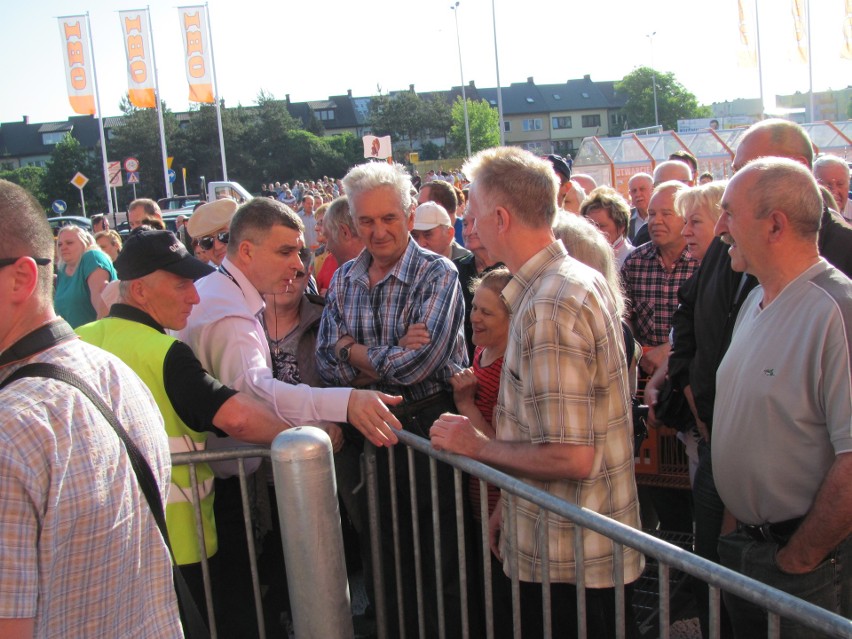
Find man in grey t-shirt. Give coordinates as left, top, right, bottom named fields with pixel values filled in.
left=713, top=157, right=852, bottom=637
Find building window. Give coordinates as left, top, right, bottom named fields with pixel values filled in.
left=522, top=118, right=542, bottom=132
left=552, top=116, right=573, bottom=129
left=316, top=109, right=335, bottom=121
left=41, top=131, right=68, bottom=145
left=521, top=141, right=544, bottom=154
left=581, top=114, right=601, bottom=128
left=504, top=121, right=511, bottom=132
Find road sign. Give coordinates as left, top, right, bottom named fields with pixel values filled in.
left=167, top=156, right=174, bottom=169
left=168, top=169, right=176, bottom=183
left=108, top=161, right=123, bottom=187
left=124, top=157, right=140, bottom=172
left=127, top=172, right=140, bottom=184
left=52, top=200, right=67, bottom=214
left=70, top=172, right=89, bottom=190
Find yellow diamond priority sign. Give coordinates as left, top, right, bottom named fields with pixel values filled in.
left=70, top=172, right=89, bottom=190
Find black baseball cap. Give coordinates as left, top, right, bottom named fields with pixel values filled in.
left=544, top=154, right=572, bottom=182
left=115, top=229, right=215, bottom=281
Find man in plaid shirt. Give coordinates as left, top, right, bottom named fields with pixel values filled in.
left=621, top=181, right=699, bottom=377
left=317, top=161, right=468, bottom=638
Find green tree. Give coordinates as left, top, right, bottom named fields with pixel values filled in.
left=241, top=91, right=301, bottom=187
left=368, top=90, right=425, bottom=148
left=616, top=67, right=710, bottom=131
left=170, top=101, right=252, bottom=194
left=0, top=166, right=47, bottom=207
left=423, top=94, right=453, bottom=146
left=108, top=96, right=180, bottom=204
left=42, top=134, right=103, bottom=216
left=449, top=97, right=500, bottom=158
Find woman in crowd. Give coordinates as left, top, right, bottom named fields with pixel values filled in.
left=677, top=181, right=726, bottom=263
left=580, top=186, right=635, bottom=267
left=448, top=267, right=513, bottom=639
left=94, top=229, right=123, bottom=262
left=54, top=225, right=116, bottom=328
left=312, top=203, right=338, bottom=296
left=455, top=205, right=503, bottom=361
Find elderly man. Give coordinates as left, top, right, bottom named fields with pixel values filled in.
left=128, top=198, right=164, bottom=230
left=622, top=181, right=698, bottom=375
left=76, top=228, right=298, bottom=618
left=322, top=196, right=364, bottom=266
left=298, top=193, right=318, bottom=250
left=411, top=201, right=471, bottom=260
left=187, top=198, right=237, bottom=267
left=430, top=147, right=643, bottom=639
left=627, top=172, right=653, bottom=243
left=814, top=153, right=852, bottom=223
left=317, top=162, right=467, bottom=638
left=633, top=162, right=695, bottom=246
left=0, top=181, right=182, bottom=638
left=713, top=157, right=852, bottom=637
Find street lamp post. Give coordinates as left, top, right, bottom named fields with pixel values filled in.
left=452, top=1, right=472, bottom=157
left=647, top=31, right=659, bottom=127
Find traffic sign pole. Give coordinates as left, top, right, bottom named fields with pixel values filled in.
left=80, top=188, right=86, bottom=217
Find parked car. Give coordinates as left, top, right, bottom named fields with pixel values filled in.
left=157, top=194, right=203, bottom=213
left=47, top=216, right=92, bottom=237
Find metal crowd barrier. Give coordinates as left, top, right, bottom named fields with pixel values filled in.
left=171, top=429, right=852, bottom=639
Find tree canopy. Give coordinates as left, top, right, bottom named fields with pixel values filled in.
left=449, top=98, right=500, bottom=158
left=616, top=67, right=710, bottom=131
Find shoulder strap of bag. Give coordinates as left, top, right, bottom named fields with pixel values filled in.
left=0, top=362, right=210, bottom=639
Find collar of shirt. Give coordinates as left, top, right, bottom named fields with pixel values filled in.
left=219, top=256, right=266, bottom=318
left=108, top=303, right=166, bottom=334
left=345, top=237, right=426, bottom=287
left=502, top=241, right=567, bottom=313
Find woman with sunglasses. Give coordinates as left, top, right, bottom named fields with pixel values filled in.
left=186, top=198, right=238, bottom=267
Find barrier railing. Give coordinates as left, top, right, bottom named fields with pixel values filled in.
left=171, top=430, right=852, bottom=639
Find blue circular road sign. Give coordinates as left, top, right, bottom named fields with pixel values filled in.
left=52, top=200, right=67, bottom=214
left=168, top=169, right=176, bottom=183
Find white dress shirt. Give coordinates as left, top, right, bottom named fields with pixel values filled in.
left=179, top=256, right=351, bottom=425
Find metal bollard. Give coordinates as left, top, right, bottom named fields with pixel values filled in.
left=271, top=426, right=354, bottom=639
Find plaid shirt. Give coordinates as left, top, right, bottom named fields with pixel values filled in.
left=0, top=331, right=182, bottom=637
left=621, top=242, right=698, bottom=346
left=317, top=238, right=467, bottom=401
left=496, top=242, right=644, bottom=587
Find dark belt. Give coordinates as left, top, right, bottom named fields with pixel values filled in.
left=737, top=517, right=804, bottom=546
left=390, top=390, right=454, bottom=419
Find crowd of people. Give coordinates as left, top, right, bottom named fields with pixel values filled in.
left=0, top=117, right=850, bottom=639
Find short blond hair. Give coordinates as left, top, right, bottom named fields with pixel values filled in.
left=674, top=182, right=726, bottom=223
left=463, top=146, right=558, bottom=229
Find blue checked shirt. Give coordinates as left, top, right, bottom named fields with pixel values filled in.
left=317, top=238, right=468, bottom=401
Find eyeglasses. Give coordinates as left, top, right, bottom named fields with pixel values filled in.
left=198, top=231, right=230, bottom=251
left=0, top=257, right=52, bottom=268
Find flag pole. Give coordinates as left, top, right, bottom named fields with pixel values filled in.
left=754, top=0, right=765, bottom=116
left=806, top=0, right=814, bottom=121
left=85, top=12, right=114, bottom=216
left=205, top=2, right=228, bottom=181
left=146, top=6, right=172, bottom=198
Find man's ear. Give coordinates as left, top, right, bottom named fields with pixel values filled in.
left=4, top=258, right=39, bottom=304
left=495, top=206, right=510, bottom=232
left=766, top=210, right=787, bottom=242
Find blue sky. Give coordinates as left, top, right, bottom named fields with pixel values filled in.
left=1, top=0, right=849, bottom=124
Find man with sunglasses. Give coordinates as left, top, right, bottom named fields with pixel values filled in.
left=187, top=198, right=238, bottom=267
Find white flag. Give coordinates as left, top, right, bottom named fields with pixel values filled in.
left=119, top=10, right=157, bottom=108
left=177, top=6, right=215, bottom=103
left=363, top=135, right=393, bottom=159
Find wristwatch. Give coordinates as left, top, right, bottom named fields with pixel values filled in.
left=338, top=342, right=353, bottom=363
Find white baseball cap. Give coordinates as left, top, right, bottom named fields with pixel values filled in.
left=413, top=202, right=452, bottom=231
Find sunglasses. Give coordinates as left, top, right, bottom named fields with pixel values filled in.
left=0, top=257, right=52, bottom=268
left=198, top=231, right=230, bottom=251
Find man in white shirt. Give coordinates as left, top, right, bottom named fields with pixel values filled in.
left=180, top=197, right=401, bottom=445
